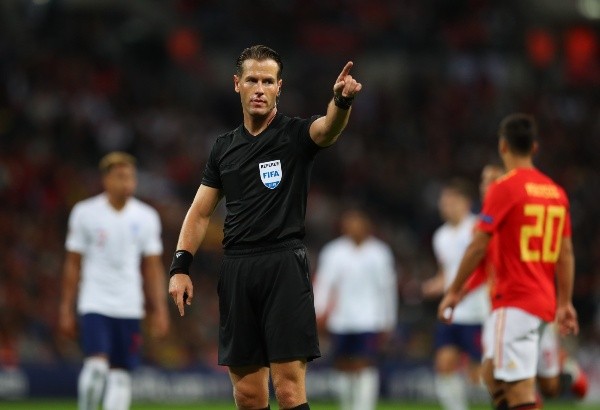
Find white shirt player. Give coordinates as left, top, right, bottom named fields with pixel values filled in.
left=432, top=213, right=489, bottom=324
left=314, top=236, right=397, bottom=334
left=65, top=193, right=163, bottom=319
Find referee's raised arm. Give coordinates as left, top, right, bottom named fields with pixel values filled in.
left=309, top=61, right=362, bottom=147
left=168, top=184, right=222, bottom=316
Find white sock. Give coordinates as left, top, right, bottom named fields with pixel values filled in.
left=78, top=357, right=109, bottom=410
left=336, top=371, right=354, bottom=410
left=103, top=369, right=132, bottom=410
left=353, top=367, right=379, bottom=410
left=435, top=373, right=468, bottom=410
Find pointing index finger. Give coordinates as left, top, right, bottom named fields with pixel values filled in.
left=176, top=292, right=185, bottom=316
left=337, top=61, right=353, bottom=80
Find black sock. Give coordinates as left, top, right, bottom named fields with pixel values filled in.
left=286, top=403, right=309, bottom=410
left=559, top=372, right=574, bottom=396
left=509, top=403, right=537, bottom=410
left=495, top=400, right=508, bottom=410
left=492, top=389, right=508, bottom=410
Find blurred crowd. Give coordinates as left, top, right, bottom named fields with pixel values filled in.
left=0, top=0, right=599, bottom=371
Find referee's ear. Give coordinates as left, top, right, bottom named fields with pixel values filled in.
left=234, top=75, right=241, bottom=93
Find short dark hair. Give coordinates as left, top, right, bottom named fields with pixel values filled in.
left=443, top=177, right=475, bottom=201
left=498, top=113, right=538, bottom=155
left=236, top=45, right=283, bottom=79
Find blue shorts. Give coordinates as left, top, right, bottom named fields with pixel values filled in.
left=330, top=332, right=380, bottom=360
left=434, top=322, right=482, bottom=362
left=79, top=313, right=142, bottom=370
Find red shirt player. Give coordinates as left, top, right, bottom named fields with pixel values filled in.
left=463, top=164, right=504, bottom=296
left=438, top=113, right=579, bottom=410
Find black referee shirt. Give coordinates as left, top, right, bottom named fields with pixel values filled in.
left=202, top=113, right=323, bottom=249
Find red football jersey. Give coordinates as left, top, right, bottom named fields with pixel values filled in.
left=476, top=168, right=571, bottom=321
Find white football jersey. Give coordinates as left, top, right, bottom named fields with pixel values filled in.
left=314, top=236, right=397, bottom=333
left=432, top=213, right=490, bottom=324
left=66, top=193, right=163, bottom=318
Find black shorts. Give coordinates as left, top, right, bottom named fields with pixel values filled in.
left=217, top=240, right=321, bottom=367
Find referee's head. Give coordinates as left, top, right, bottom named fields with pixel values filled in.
left=236, top=45, right=283, bottom=79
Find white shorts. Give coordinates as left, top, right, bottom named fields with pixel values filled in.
left=537, top=322, right=559, bottom=378
left=483, top=307, right=549, bottom=382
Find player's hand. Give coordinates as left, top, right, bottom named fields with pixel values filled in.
left=333, top=61, right=362, bottom=98
left=556, top=303, right=579, bottom=336
left=437, top=289, right=461, bottom=324
left=168, top=273, right=194, bottom=317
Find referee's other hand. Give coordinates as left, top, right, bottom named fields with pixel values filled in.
left=169, top=273, right=194, bottom=316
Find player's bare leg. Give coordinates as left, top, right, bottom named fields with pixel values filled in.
left=270, top=359, right=309, bottom=409
left=228, top=365, right=270, bottom=410
left=482, top=358, right=508, bottom=410
left=434, top=346, right=467, bottom=410
left=537, top=354, right=588, bottom=400
left=505, top=377, right=538, bottom=409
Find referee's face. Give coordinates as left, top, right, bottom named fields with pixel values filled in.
left=234, top=58, right=282, bottom=118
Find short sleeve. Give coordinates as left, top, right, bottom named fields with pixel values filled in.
left=562, top=211, right=572, bottom=238
left=142, top=210, right=163, bottom=256
left=65, top=204, right=87, bottom=253
left=295, top=115, right=323, bottom=158
left=560, top=189, right=572, bottom=238
left=477, top=182, right=513, bottom=234
left=201, top=140, right=223, bottom=189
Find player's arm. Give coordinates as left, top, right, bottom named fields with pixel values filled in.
left=309, top=61, right=362, bottom=147
left=313, top=249, right=340, bottom=332
left=168, top=184, right=222, bottom=316
left=142, top=254, right=169, bottom=338
left=438, top=230, right=491, bottom=322
left=382, top=255, right=398, bottom=333
left=313, top=273, right=333, bottom=331
left=59, top=251, right=82, bottom=338
left=421, top=269, right=445, bottom=299
left=555, top=236, right=578, bottom=335
left=463, top=261, right=488, bottom=294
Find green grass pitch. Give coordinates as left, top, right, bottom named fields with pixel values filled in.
left=0, top=400, right=596, bottom=409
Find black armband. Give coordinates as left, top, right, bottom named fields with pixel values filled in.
left=333, top=94, right=354, bottom=110
left=169, top=250, right=193, bottom=276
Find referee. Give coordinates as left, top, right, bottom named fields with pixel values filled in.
left=168, top=45, right=362, bottom=410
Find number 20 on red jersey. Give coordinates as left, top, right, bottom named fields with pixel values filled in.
left=520, top=204, right=566, bottom=263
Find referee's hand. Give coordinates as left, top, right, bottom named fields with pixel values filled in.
left=169, top=273, right=194, bottom=317
left=333, top=61, right=362, bottom=98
